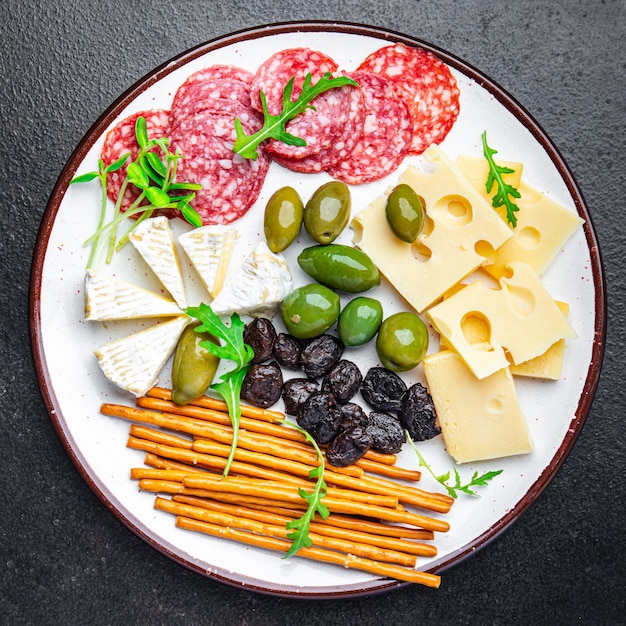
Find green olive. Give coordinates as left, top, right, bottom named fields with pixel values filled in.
left=376, top=312, right=429, bottom=372
left=297, top=244, right=380, bottom=293
left=338, top=297, right=383, bottom=347
left=171, top=322, right=220, bottom=405
left=280, top=283, right=341, bottom=339
left=303, top=181, right=351, bottom=244
left=385, top=183, right=424, bottom=243
left=263, top=186, right=304, bottom=253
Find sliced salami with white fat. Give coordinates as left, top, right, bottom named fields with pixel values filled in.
left=100, top=109, right=170, bottom=213
left=357, top=43, right=460, bottom=154
left=326, top=71, right=413, bottom=185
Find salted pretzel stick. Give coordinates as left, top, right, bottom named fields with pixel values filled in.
left=176, top=515, right=441, bottom=588
left=155, top=497, right=416, bottom=567
left=354, top=457, right=422, bottom=481
left=172, top=495, right=437, bottom=558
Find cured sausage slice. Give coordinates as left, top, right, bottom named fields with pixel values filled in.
left=250, top=48, right=343, bottom=159
left=357, top=43, right=460, bottom=154
left=100, top=109, right=170, bottom=213
left=169, top=110, right=269, bottom=225
left=326, top=71, right=412, bottom=185
left=271, top=84, right=366, bottom=174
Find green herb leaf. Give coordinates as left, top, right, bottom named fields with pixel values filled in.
left=105, top=153, right=131, bottom=173
left=281, top=422, right=329, bottom=558
left=482, top=130, right=521, bottom=227
left=233, top=72, right=359, bottom=160
left=406, top=432, right=503, bottom=499
left=135, top=115, right=149, bottom=149
left=70, top=171, right=101, bottom=184
left=144, top=185, right=172, bottom=208
left=186, top=304, right=255, bottom=477
left=126, top=161, right=150, bottom=189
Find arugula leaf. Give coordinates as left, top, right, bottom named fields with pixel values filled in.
left=233, top=72, right=359, bottom=160
left=482, top=130, right=521, bottom=228
left=186, top=303, right=254, bottom=477
left=72, top=115, right=202, bottom=269
left=281, top=422, right=329, bottom=558
left=406, top=432, right=503, bottom=499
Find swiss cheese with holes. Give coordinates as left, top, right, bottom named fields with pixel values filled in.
left=351, top=145, right=513, bottom=313
left=423, top=350, right=533, bottom=463
left=426, top=262, right=577, bottom=380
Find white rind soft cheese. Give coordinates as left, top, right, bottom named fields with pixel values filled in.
left=210, top=241, right=293, bottom=318
left=84, top=270, right=183, bottom=320
left=128, top=216, right=187, bottom=309
left=94, top=315, right=190, bottom=397
left=178, top=224, right=238, bottom=298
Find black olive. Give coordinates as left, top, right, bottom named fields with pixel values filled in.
left=272, top=332, right=303, bottom=369
left=321, top=359, right=362, bottom=404
left=282, top=378, right=319, bottom=416
left=299, top=334, right=344, bottom=378
left=399, top=382, right=441, bottom=441
left=361, top=367, right=407, bottom=412
left=296, top=391, right=342, bottom=444
left=337, top=402, right=370, bottom=432
left=367, top=411, right=406, bottom=454
left=240, top=361, right=283, bottom=408
left=244, top=318, right=277, bottom=363
left=326, top=426, right=373, bottom=467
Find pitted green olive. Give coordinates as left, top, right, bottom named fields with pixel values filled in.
left=264, top=186, right=304, bottom=253
left=171, top=322, right=220, bottom=405
left=280, top=283, right=341, bottom=339
left=385, top=183, right=424, bottom=243
left=303, top=181, right=351, bottom=244
left=338, top=297, right=383, bottom=346
left=376, top=312, right=429, bottom=372
left=297, top=244, right=380, bottom=293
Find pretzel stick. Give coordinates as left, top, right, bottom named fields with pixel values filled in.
left=143, top=453, right=208, bottom=474
left=155, top=497, right=416, bottom=567
left=176, top=515, right=441, bottom=588
left=354, top=457, right=422, bottom=481
left=171, top=495, right=437, bottom=558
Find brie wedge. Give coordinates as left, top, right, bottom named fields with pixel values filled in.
left=128, top=216, right=187, bottom=309
left=84, top=270, right=182, bottom=320
left=210, top=241, right=293, bottom=318
left=178, top=225, right=238, bottom=298
left=94, top=315, right=189, bottom=396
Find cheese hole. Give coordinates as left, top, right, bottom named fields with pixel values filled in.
left=460, top=312, right=491, bottom=346
left=517, top=226, right=541, bottom=249
left=474, top=240, right=497, bottom=264
left=432, top=195, right=473, bottom=227
left=411, top=240, right=432, bottom=261
left=485, top=397, right=504, bottom=415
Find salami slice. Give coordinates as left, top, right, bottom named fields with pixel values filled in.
left=357, top=43, right=460, bottom=154
left=169, top=110, right=269, bottom=225
left=271, top=84, right=366, bottom=174
left=250, top=48, right=339, bottom=113
left=326, top=71, right=412, bottom=185
left=100, top=109, right=170, bottom=213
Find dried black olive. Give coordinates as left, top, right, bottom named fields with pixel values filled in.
left=240, top=361, right=283, bottom=408
left=244, top=318, right=277, bottom=364
left=321, top=359, right=362, bottom=404
left=361, top=367, right=407, bottom=412
left=272, top=332, right=303, bottom=369
left=337, top=402, right=370, bottom=432
left=326, top=426, right=373, bottom=467
left=296, top=391, right=342, bottom=444
left=399, top=382, right=441, bottom=441
left=367, top=411, right=406, bottom=454
left=282, top=378, right=319, bottom=416
left=299, top=334, right=344, bottom=378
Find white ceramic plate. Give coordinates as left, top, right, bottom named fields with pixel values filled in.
left=30, top=22, right=605, bottom=598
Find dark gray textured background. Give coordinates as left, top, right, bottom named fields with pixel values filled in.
left=2, top=1, right=624, bottom=624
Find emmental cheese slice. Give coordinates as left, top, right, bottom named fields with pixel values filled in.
left=84, top=270, right=183, bottom=320
left=94, top=315, right=190, bottom=396
left=423, top=350, right=533, bottom=464
left=178, top=225, right=238, bottom=299
left=129, top=216, right=187, bottom=309
left=456, top=155, right=584, bottom=278
left=426, top=262, right=577, bottom=379
left=351, top=145, right=513, bottom=313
